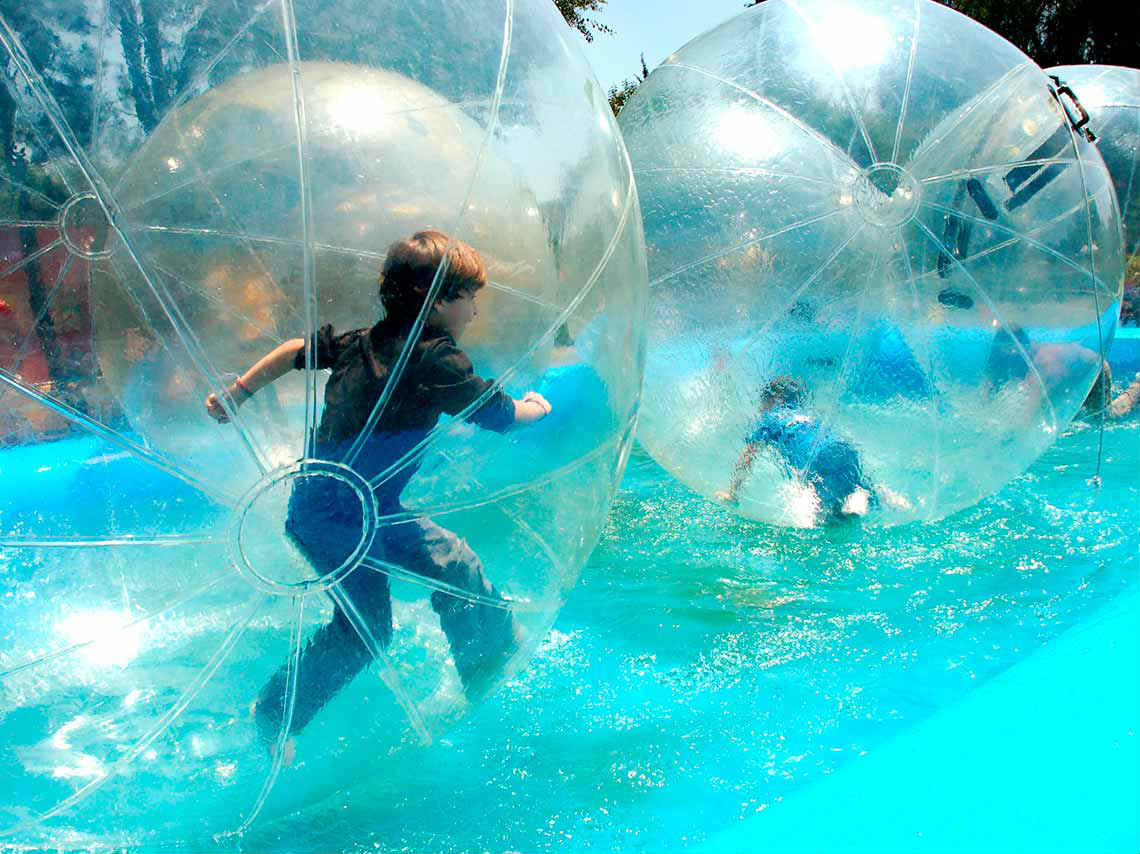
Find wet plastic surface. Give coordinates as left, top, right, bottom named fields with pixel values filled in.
left=698, top=588, right=1140, bottom=853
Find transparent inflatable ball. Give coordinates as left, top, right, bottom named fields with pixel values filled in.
left=0, top=0, right=645, bottom=845
left=621, top=0, right=1123, bottom=527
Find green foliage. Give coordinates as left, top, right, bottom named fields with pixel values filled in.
left=607, top=79, right=639, bottom=116
left=938, top=0, right=1140, bottom=68
left=553, top=0, right=612, bottom=42
left=1123, top=254, right=1139, bottom=326
left=607, top=54, right=649, bottom=116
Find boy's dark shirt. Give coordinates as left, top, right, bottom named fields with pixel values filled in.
left=294, top=318, right=514, bottom=508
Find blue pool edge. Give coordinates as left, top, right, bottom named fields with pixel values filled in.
left=696, top=585, right=1140, bottom=853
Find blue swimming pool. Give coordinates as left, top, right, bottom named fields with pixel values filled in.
left=229, top=377, right=1136, bottom=852
left=2, top=348, right=1136, bottom=853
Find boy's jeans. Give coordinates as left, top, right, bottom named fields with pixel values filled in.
left=255, top=506, right=517, bottom=741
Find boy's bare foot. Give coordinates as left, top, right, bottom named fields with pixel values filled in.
left=250, top=699, right=295, bottom=766
left=878, top=484, right=913, bottom=512
left=280, top=738, right=297, bottom=767
left=841, top=486, right=870, bottom=517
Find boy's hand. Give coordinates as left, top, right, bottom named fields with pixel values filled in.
left=522, top=391, right=552, bottom=417
left=1110, top=373, right=1140, bottom=418
left=713, top=489, right=737, bottom=505
left=205, top=383, right=247, bottom=423
left=512, top=391, right=552, bottom=426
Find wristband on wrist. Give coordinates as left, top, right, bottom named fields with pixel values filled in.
left=524, top=393, right=550, bottom=415
left=233, top=376, right=254, bottom=398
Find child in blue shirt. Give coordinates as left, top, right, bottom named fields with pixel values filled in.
left=717, top=377, right=884, bottom=521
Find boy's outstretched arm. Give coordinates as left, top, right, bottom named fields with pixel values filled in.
left=205, top=338, right=305, bottom=423
left=715, top=442, right=758, bottom=504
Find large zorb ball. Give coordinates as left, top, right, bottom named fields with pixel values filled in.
left=620, top=0, right=1124, bottom=527
left=0, top=0, right=645, bottom=846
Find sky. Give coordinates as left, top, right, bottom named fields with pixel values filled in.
left=578, top=0, right=752, bottom=91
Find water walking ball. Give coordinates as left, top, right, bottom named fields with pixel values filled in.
left=0, top=0, right=646, bottom=844
left=619, top=0, right=1124, bottom=528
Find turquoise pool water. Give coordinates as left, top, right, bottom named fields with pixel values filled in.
left=2, top=345, right=1136, bottom=851
left=233, top=402, right=1137, bottom=852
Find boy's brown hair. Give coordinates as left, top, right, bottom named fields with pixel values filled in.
left=378, top=229, right=486, bottom=324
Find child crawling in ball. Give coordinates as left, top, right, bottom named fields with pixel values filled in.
left=205, top=230, right=552, bottom=745
left=716, top=377, right=909, bottom=523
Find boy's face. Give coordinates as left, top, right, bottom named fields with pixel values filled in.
left=431, top=289, right=479, bottom=339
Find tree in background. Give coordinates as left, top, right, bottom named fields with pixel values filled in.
left=549, top=0, right=645, bottom=116
left=746, top=0, right=1139, bottom=67
left=0, top=0, right=96, bottom=405
left=939, top=0, right=1139, bottom=68
left=554, top=0, right=612, bottom=42
left=1122, top=253, right=1139, bottom=325
left=608, top=54, right=649, bottom=116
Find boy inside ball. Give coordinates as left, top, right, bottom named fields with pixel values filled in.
left=205, top=229, right=552, bottom=743
left=716, top=377, right=910, bottom=523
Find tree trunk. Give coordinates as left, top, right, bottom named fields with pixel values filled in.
left=139, top=0, right=169, bottom=115
left=113, top=0, right=159, bottom=132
